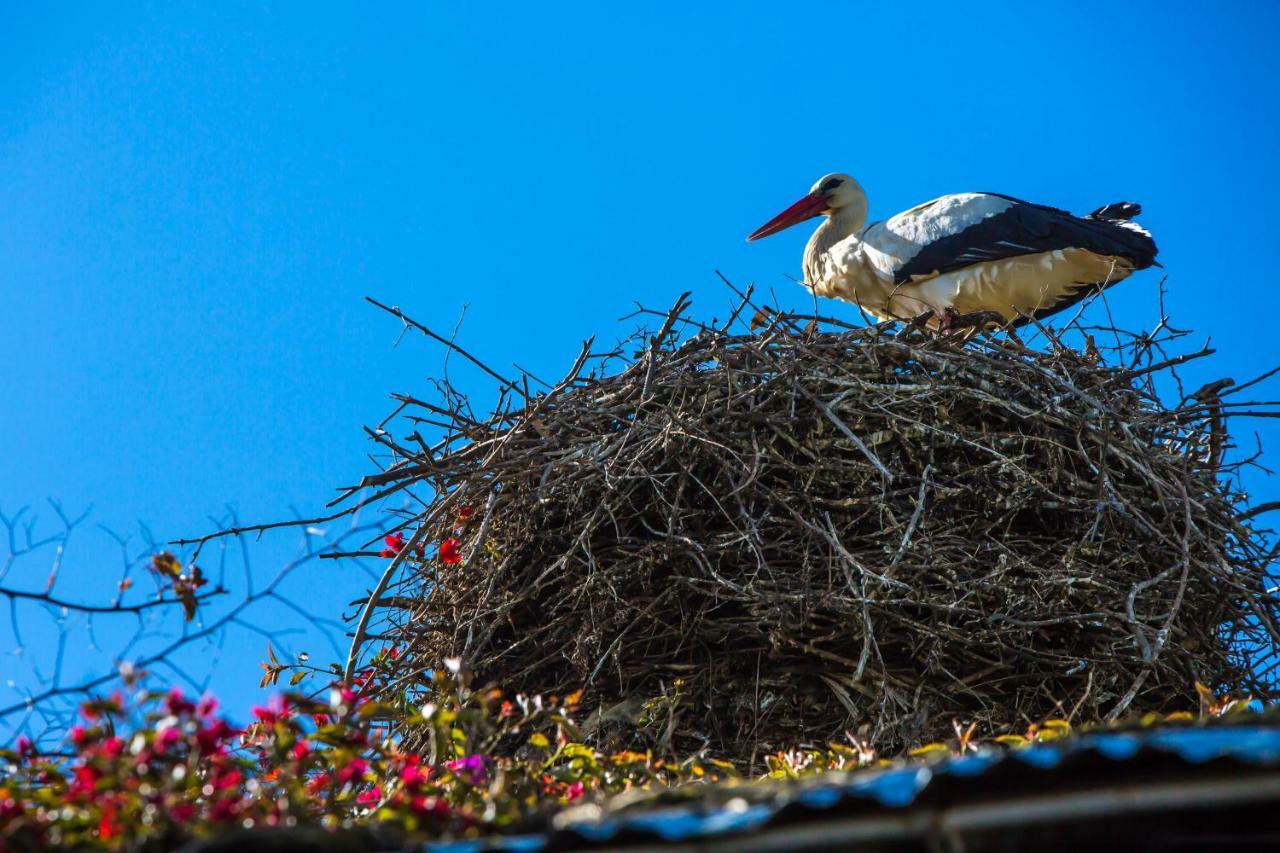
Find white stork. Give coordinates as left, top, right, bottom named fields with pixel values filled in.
left=747, top=173, right=1159, bottom=330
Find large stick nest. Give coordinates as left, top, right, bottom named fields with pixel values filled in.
left=356, top=293, right=1280, bottom=764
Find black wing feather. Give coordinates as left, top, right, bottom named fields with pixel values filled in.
left=892, top=195, right=1158, bottom=287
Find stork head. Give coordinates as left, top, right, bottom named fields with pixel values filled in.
left=746, top=173, right=866, bottom=242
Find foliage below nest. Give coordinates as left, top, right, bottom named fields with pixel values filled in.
left=350, top=292, right=1279, bottom=767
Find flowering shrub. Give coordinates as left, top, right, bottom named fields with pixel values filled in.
left=0, top=661, right=1260, bottom=850
left=0, top=659, right=733, bottom=850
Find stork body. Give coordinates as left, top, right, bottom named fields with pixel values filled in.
left=748, top=175, right=1158, bottom=329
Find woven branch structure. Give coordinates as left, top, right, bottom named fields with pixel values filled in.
left=354, top=295, right=1280, bottom=765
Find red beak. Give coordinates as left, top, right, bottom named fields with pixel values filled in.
left=746, top=193, right=829, bottom=242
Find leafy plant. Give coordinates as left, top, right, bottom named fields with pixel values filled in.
left=0, top=655, right=1262, bottom=850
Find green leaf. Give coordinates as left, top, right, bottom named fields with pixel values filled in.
left=561, top=743, right=595, bottom=759
left=358, top=701, right=391, bottom=719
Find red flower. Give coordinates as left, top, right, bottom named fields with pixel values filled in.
left=169, top=803, right=196, bottom=823
left=566, top=781, right=586, bottom=801
left=379, top=532, right=406, bottom=557
left=439, top=538, right=463, bottom=566
left=212, top=769, right=242, bottom=792
left=357, top=786, right=383, bottom=807
left=99, top=803, right=120, bottom=840
left=14, top=736, right=33, bottom=757
left=458, top=505, right=475, bottom=523
left=292, top=741, right=311, bottom=761
left=71, top=765, right=101, bottom=796
left=195, top=719, right=238, bottom=755
left=210, top=798, right=240, bottom=823
left=196, top=695, right=219, bottom=718
left=410, top=795, right=451, bottom=820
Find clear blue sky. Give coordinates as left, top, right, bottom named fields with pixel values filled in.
left=2, top=2, right=1278, bottom=728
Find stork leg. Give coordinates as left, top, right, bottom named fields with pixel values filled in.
left=895, top=309, right=937, bottom=338
left=940, top=308, right=1008, bottom=335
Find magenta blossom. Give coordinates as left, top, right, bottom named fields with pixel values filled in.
left=446, top=753, right=492, bottom=785
left=252, top=694, right=290, bottom=725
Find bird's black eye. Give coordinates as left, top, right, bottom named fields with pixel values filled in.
left=818, top=177, right=844, bottom=194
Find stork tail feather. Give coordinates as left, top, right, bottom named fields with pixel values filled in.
left=1088, top=201, right=1143, bottom=221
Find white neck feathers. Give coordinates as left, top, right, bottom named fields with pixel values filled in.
left=803, top=203, right=866, bottom=287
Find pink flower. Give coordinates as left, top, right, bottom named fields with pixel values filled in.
left=566, top=780, right=586, bottom=801
left=14, top=736, right=33, bottom=757
left=337, top=756, right=369, bottom=785
left=439, top=538, right=463, bottom=566
left=400, top=764, right=429, bottom=790
left=357, top=786, right=382, bottom=807
left=155, top=726, right=183, bottom=752
left=196, top=695, right=219, bottom=718
left=335, top=683, right=367, bottom=709
left=164, top=688, right=196, bottom=716
left=252, top=694, right=289, bottom=725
